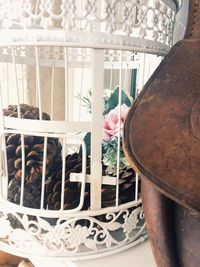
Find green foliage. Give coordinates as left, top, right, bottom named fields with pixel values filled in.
left=79, top=132, right=91, bottom=156
left=104, top=87, right=131, bottom=115
left=102, top=137, right=127, bottom=174
left=76, top=90, right=92, bottom=113
left=78, top=87, right=132, bottom=171
left=77, top=87, right=132, bottom=115
left=80, top=132, right=107, bottom=157
left=130, top=69, right=137, bottom=99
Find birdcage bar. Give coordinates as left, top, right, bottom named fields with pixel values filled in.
left=78, top=63, right=85, bottom=121
left=115, top=50, right=122, bottom=207
left=0, top=89, right=7, bottom=199
left=35, top=46, right=42, bottom=119
left=0, top=46, right=162, bottom=71
left=2, top=136, right=10, bottom=199
left=19, top=133, right=25, bottom=206
left=50, top=65, right=55, bottom=119
left=135, top=173, right=139, bottom=202
left=64, top=47, right=69, bottom=121
left=90, top=48, right=104, bottom=210
left=109, top=62, right=113, bottom=90
left=40, top=135, right=48, bottom=209
left=12, top=47, right=20, bottom=118
left=0, top=192, right=142, bottom=217
left=21, top=64, right=25, bottom=103
left=70, top=172, right=123, bottom=186
left=123, top=63, right=128, bottom=93
left=6, top=62, right=9, bottom=106
left=3, top=116, right=91, bottom=134
left=60, top=137, right=66, bottom=210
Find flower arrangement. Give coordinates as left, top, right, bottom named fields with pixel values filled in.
left=103, top=103, right=130, bottom=174
left=78, top=87, right=132, bottom=176
left=103, top=103, right=130, bottom=140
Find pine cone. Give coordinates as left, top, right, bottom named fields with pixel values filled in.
left=100, top=165, right=137, bottom=207
left=45, top=152, right=137, bottom=211
left=3, top=104, right=50, bottom=120
left=101, top=185, right=116, bottom=208
left=45, top=153, right=90, bottom=210
left=5, top=104, right=62, bottom=209
left=119, top=166, right=139, bottom=204
left=8, top=178, right=42, bottom=209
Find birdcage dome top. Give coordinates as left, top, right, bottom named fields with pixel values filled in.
left=0, top=0, right=181, bottom=55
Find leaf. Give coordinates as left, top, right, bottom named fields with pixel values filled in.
left=107, top=222, right=122, bottom=231
left=102, top=137, right=127, bottom=171
left=75, top=90, right=92, bottom=113
left=130, top=69, right=137, bottom=99
left=104, top=87, right=131, bottom=115
left=85, top=239, right=97, bottom=250
left=37, top=217, right=51, bottom=231
left=79, top=132, right=91, bottom=156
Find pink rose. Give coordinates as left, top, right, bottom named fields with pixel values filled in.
left=103, top=104, right=130, bottom=140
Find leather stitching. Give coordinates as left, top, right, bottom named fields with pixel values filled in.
left=190, top=0, right=199, bottom=38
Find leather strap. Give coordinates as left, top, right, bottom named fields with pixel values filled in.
left=185, top=0, right=200, bottom=39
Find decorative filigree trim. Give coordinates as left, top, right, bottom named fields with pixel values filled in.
left=0, top=0, right=178, bottom=51
left=0, top=206, right=147, bottom=258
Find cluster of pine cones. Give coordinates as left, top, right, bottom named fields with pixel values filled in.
left=45, top=153, right=137, bottom=210
left=45, top=152, right=91, bottom=210
left=4, top=104, right=138, bottom=211
left=5, top=104, right=61, bottom=209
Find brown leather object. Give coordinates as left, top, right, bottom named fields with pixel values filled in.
left=142, top=179, right=200, bottom=267
left=124, top=3, right=200, bottom=213
left=0, top=251, right=23, bottom=266
left=123, top=1, right=200, bottom=267
left=185, top=0, right=200, bottom=39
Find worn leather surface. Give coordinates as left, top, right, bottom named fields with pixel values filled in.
left=0, top=251, right=23, bottom=265
left=142, top=179, right=200, bottom=267
left=142, top=179, right=178, bottom=267
left=124, top=1, right=200, bottom=213
left=123, top=1, right=200, bottom=266
left=184, top=0, right=200, bottom=39
left=174, top=202, right=200, bottom=267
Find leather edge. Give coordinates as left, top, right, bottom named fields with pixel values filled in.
left=184, top=0, right=200, bottom=39
left=123, top=39, right=200, bottom=214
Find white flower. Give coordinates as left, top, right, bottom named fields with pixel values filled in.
left=46, top=226, right=66, bottom=246
left=44, top=224, right=91, bottom=250
left=123, top=211, right=138, bottom=234
left=67, top=225, right=90, bottom=248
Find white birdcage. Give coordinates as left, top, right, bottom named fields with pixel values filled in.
left=0, top=0, right=181, bottom=265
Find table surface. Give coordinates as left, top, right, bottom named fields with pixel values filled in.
left=75, top=241, right=156, bottom=267
left=31, top=241, right=157, bottom=267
